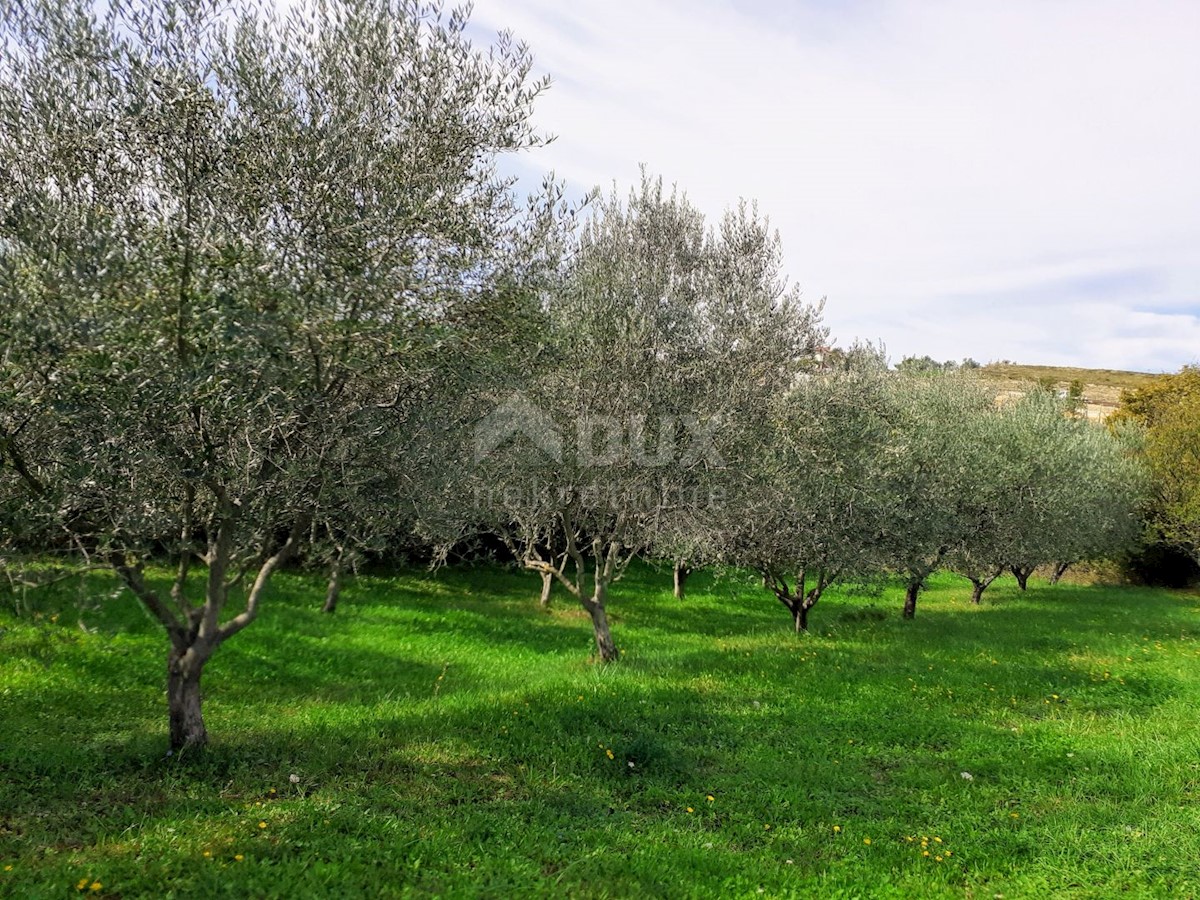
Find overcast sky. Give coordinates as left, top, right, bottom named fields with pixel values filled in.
left=470, top=0, right=1200, bottom=373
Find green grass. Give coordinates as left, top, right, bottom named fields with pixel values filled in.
left=2, top=563, right=1200, bottom=898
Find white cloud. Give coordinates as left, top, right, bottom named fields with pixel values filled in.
left=472, top=0, right=1200, bottom=372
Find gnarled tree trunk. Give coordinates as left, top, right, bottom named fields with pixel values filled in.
left=767, top=573, right=825, bottom=633
left=111, top=514, right=305, bottom=752
left=903, top=578, right=921, bottom=619
left=793, top=601, right=809, bottom=633
left=167, top=644, right=211, bottom=751
left=583, top=583, right=618, bottom=662
left=673, top=560, right=691, bottom=600
left=1048, top=561, right=1071, bottom=585
left=969, top=579, right=986, bottom=604
left=322, top=551, right=344, bottom=613
left=968, top=569, right=1001, bottom=604
left=539, top=570, right=553, bottom=607
left=1010, top=565, right=1034, bottom=591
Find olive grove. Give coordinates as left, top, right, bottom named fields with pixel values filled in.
left=0, top=0, right=1160, bottom=757
left=446, top=174, right=827, bottom=659
left=0, top=0, right=556, bottom=748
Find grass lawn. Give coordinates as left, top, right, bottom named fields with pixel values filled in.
left=2, top=562, right=1199, bottom=898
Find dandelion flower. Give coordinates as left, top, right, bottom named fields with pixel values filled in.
left=203, top=851, right=211, bottom=858
left=706, top=795, right=715, bottom=802
left=90, top=883, right=102, bottom=892
left=686, top=807, right=694, bottom=813
left=1010, top=812, right=1020, bottom=819
left=605, top=749, right=614, bottom=760
left=863, top=838, right=871, bottom=845
left=935, top=855, right=944, bottom=862
left=258, top=821, right=267, bottom=829
left=923, top=850, right=930, bottom=857
left=234, top=854, right=244, bottom=861
left=77, top=879, right=89, bottom=890
left=3, top=865, right=11, bottom=872
left=832, top=825, right=841, bottom=833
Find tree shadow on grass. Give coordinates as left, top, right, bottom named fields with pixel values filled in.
left=5, top=596, right=1199, bottom=898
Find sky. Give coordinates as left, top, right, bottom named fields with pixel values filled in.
left=469, top=0, right=1200, bottom=373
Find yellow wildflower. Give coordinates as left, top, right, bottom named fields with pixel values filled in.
left=832, top=825, right=841, bottom=833
left=90, top=883, right=102, bottom=892
left=706, top=795, right=715, bottom=802
left=605, top=749, right=614, bottom=759
left=686, top=807, right=694, bottom=813
left=258, top=821, right=267, bottom=829
left=77, top=879, right=89, bottom=890
left=234, top=854, right=244, bottom=862
left=863, top=838, right=871, bottom=845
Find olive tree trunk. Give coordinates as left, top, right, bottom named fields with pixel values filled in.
left=583, top=582, right=618, bottom=662
left=903, top=578, right=922, bottom=619
left=522, top=530, right=625, bottom=662
left=1010, top=565, right=1034, bottom=591
left=322, top=551, right=344, bottom=614
left=673, top=560, right=691, bottom=600
left=968, top=569, right=1001, bottom=604
left=167, top=644, right=210, bottom=750
left=111, top=515, right=304, bottom=751
left=766, top=572, right=829, bottom=633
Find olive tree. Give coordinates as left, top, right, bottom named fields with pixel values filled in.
left=711, top=352, right=894, bottom=631
left=457, top=175, right=825, bottom=659
left=876, top=371, right=997, bottom=618
left=946, top=389, right=1144, bottom=601
left=0, top=0, right=552, bottom=748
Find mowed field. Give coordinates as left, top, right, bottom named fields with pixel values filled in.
left=2, top=563, right=1200, bottom=899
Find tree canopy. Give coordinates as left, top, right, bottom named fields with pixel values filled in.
left=0, top=0, right=556, bottom=747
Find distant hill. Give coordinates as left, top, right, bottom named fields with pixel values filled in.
left=980, top=363, right=1159, bottom=421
